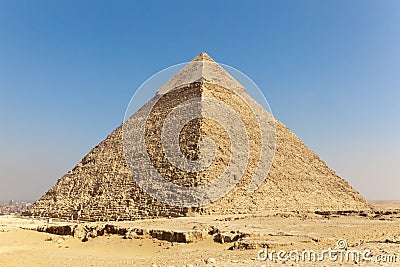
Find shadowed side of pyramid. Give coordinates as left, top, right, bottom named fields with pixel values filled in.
left=30, top=53, right=370, bottom=221
left=197, top=82, right=369, bottom=213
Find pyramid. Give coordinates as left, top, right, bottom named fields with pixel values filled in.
left=30, top=53, right=370, bottom=221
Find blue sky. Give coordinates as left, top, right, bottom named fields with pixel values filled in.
left=0, top=0, right=399, bottom=202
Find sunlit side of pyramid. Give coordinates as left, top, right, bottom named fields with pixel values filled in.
left=30, top=53, right=370, bottom=221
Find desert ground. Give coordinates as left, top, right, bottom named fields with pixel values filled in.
left=0, top=201, right=399, bottom=267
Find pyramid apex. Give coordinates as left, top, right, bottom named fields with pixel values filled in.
left=157, top=52, right=246, bottom=95
left=191, top=52, right=215, bottom=62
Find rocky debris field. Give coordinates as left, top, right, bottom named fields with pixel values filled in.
left=1, top=202, right=400, bottom=266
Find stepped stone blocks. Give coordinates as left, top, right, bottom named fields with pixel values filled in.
left=30, top=53, right=370, bottom=221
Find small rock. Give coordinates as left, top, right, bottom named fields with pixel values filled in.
left=206, top=257, right=216, bottom=264
left=124, top=230, right=137, bottom=239
left=73, top=224, right=87, bottom=240
left=214, top=232, right=241, bottom=243
left=86, top=228, right=98, bottom=239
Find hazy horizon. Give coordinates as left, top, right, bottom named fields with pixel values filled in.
left=1, top=1, right=399, bottom=202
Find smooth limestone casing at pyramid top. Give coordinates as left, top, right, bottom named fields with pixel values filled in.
left=30, top=53, right=370, bottom=221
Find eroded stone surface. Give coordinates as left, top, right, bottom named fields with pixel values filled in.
left=29, top=53, right=370, bottom=221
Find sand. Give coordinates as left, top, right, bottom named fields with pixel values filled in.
left=1, top=201, right=399, bottom=266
